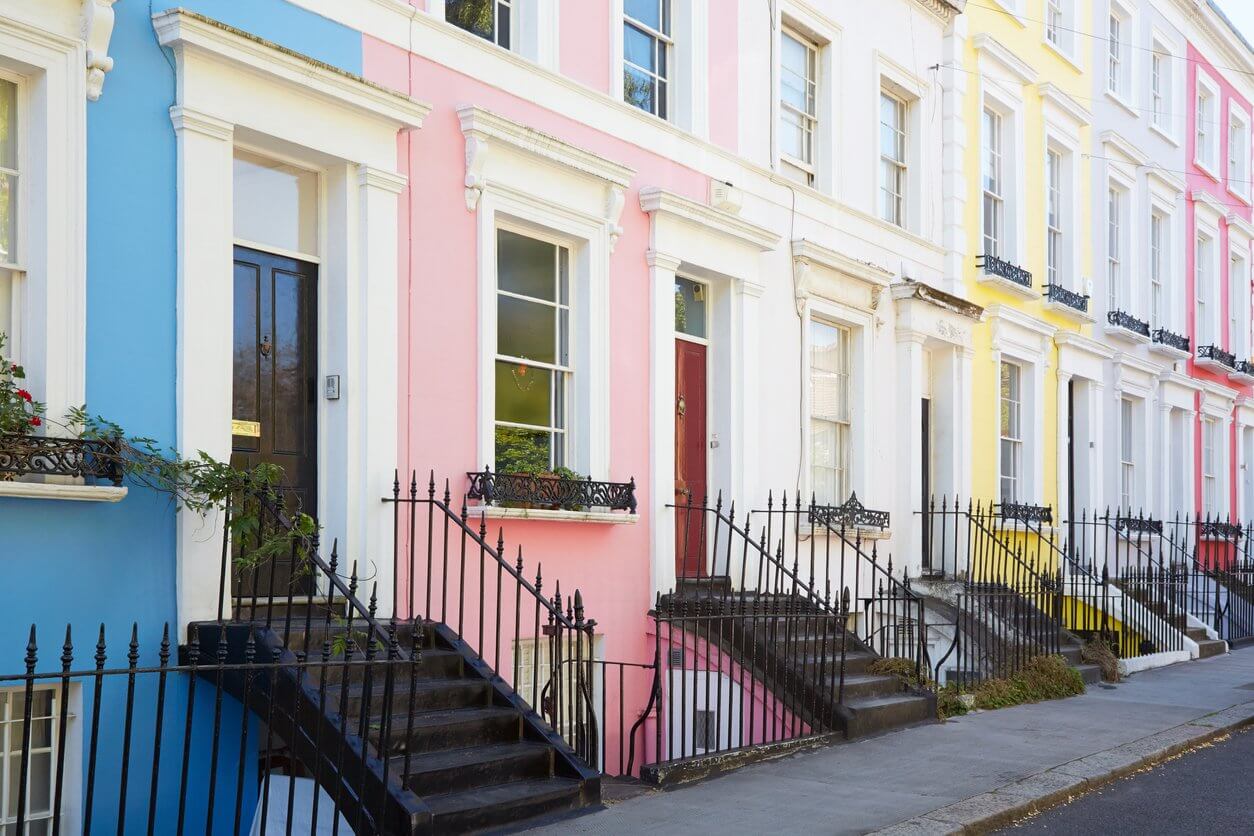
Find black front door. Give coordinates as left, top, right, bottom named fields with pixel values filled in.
left=1066, top=379, right=1076, bottom=558
left=921, top=397, right=932, bottom=571
left=232, top=246, right=319, bottom=596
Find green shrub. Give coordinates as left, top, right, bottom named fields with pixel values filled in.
left=936, top=684, right=968, bottom=720
left=1081, top=637, right=1121, bottom=683
left=971, top=655, right=1085, bottom=711
left=868, top=657, right=930, bottom=690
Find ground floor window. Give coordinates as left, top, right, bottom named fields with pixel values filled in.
left=1120, top=397, right=1135, bottom=512
left=0, top=686, right=61, bottom=834
left=810, top=319, right=851, bottom=505
left=999, top=361, right=1023, bottom=502
left=1202, top=417, right=1220, bottom=516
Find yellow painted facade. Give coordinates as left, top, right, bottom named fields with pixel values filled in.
left=961, top=2, right=1095, bottom=511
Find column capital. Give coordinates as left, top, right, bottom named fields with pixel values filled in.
left=169, top=106, right=233, bottom=141
left=358, top=165, right=408, bottom=195
left=646, top=249, right=683, bottom=272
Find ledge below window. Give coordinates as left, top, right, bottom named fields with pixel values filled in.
left=797, top=525, right=892, bottom=542
left=0, top=481, right=128, bottom=503
left=467, top=505, right=638, bottom=524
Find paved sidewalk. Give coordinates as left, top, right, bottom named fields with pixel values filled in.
left=525, top=647, right=1254, bottom=835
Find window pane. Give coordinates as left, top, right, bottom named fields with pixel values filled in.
left=0, top=80, right=14, bottom=171
left=624, top=67, right=656, bottom=114
left=781, top=35, right=810, bottom=112
left=779, top=109, right=804, bottom=160
left=497, top=296, right=555, bottom=363
left=625, top=0, right=662, bottom=31
left=624, top=24, right=657, bottom=72
left=674, top=278, right=707, bottom=338
left=495, top=361, right=551, bottom=426
left=494, top=425, right=551, bottom=474
left=0, top=173, right=14, bottom=266
left=497, top=230, right=556, bottom=301
left=446, top=0, right=495, bottom=40
left=232, top=151, right=318, bottom=256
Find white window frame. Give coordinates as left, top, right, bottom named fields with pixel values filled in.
left=1202, top=416, right=1220, bottom=516
left=622, top=0, right=672, bottom=121
left=1000, top=360, right=1023, bottom=503
left=1120, top=396, right=1136, bottom=511
left=1150, top=209, right=1166, bottom=329
left=1107, top=13, right=1124, bottom=98
left=879, top=89, right=907, bottom=228
left=1046, top=148, right=1063, bottom=287
left=1107, top=185, right=1122, bottom=311
left=0, top=21, right=85, bottom=435
left=493, top=225, right=574, bottom=473
left=1230, top=245, right=1249, bottom=359
left=1150, top=48, right=1166, bottom=130
left=1043, top=0, right=1075, bottom=58
left=772, top=7, right=837, bottom=195
left=779, top=26, right=819, bottom=186
left=1196, top=73, right=1221, bottom=177
left=1197, top=228, right=1218, bottom=347
left=0, top=684, right=78, bottom=833
left=444, top=0, right=516, bottom=50
left=809, top=315, right=853, bottom=506
left=982, top=107, right=1005, bottom=259
left=1227, top=105, right=1251, bottom=203
left=1148, top=34, right=1179, bottom=143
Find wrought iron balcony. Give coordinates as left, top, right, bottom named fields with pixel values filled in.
left=1151, top=328, right=1190, bottom=354
left=467, top=468, right=637, bottom=513
left=1199, top=520, right=1243, bottom=540
left=1233, top=359, right=1254, bottom=377
left=977, top=253, right=1033, bottom=289
left=0, top=434, right=124, bottom=485
left=1115, top=516, right=1164, bottom=535
left=1106, top=309, right=1150, bottom=338
left=997, top=502, right=1053, bottom=525
left=807, top=492, right=890, bottom=530
left=1042, top=283, right=1088, bottom=313
left=1197, top=344, right=1236, bottom=369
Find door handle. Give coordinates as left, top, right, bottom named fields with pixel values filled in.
left=676, top=394, right=686, bottom=417
left=260, top=335, right=272, bottom=358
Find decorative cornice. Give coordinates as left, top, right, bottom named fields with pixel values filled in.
left=1100, top=130, right=1149, bottom=167
left=82, top=0, right=117, bottom=101
left=606, top=186, right=626, bottom=252
left=153, top=9, right=431, bottom=129
left=890, top=279, right=984, bottom=321
left=1145, top=165, right=1187, bottom=196
left=1054, top=329, right=1117, bottom=360
left=1192, top=189, right=1228, bottom=221
left=358, top=165, right=408, bottom=194
left=638, top=187, right=779, bottom=252
left=645, top=249, right=683, bottom=272
left=972, top=33, right=1038, bottom=85
left=909, top=0, right=963, bottom=24
left=791, top=239, right=894, bottom=290
left=1037, top=82, right=1091, bottom=127
left=168, top=105, right=233, bottom=141
left=1226, top=212, right=1254, bottom=241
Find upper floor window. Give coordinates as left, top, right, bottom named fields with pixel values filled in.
left=1150, top=47, right=1169, bottom=131
left=1197, top=80, right=1218, bottom=172
left=494, top=228, right=571, bottom=474
left=1046, top=149, right=1063, bottom=286
left=810, top=318, right=851, bottom=506
left=1107, top=186, right=1124, bottom=311
left=780, top=28, right=818, bottom=186
left=1231, top=250, right=1248, bottom=358
left=1197, top=232, right=1215, bottom=345
left=879, top=92, right=907, bottom=226
left=446, top=0, right=512, bottom=49
left=1229, top=108, right=1250, bottom=199
left=1045, top=0, right=1073, bottom=54
left=623, top=0, right=672, bottom=120
left=1120, top=397, right=1135, bottom=511
left=0, top=77, right=17, bottom=345
left=982, top=108, right=1004, bottom=258
left=999, top=361, right=1022, bottom=503
left=1106, top=14, right=1127, bottom=99
left=1150, top=210, right=1166, bottom=328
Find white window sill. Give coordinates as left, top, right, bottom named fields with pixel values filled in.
left=1225, top=184, right=1252, bottom=207
left=468, top=505, right=638, bottom=524
left=992, top=519, right=1059, bottom=537
left=1041, top=38, right=1081, bottom=73
left=1148, top=122, right=1178, bottom=148
left=1104, top=89, right=1137, bottom=119
left=1195, top=352, right=1232, bottom=373
left=977, top=272, right=1037, bottom=300
left=797, top=525, right=892, bottom=542
left=0, top=481, right=128, bottom=503
left=1147, top=340, right=1191, bottom=361
left=1043, top=299, right=1094, bottom=324
left=1102, top=322, right=1152, bottom=344
left=1229, top=369, right=1254, bottom=385
left=1195, top=160, right=1220, bottom=183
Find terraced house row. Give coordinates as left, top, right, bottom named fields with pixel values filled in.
left=1, top=0, right=1253, bottom=832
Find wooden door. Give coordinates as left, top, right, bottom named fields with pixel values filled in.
left=232, top=246, right=319, bottom=596
left=675, top=339, right=708, bottom=577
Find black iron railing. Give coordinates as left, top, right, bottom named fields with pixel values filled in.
left=1043, top=283, right=1088, bottom=313
left=466, top=468, right=637, bottom=513
left=0, top=434, right=123, bottom=485
left=1233, top=360, right=1254, bottom=377
left=1106, top=309, right=1150, bottom=338
left=807, top=492, right=890, bottom=530
left=1197, top=344, right=1236, bottom=368
left=998, top=502, right=1053, bottom=525
left=977, top=253, right=1033, bottom=289
left=1152, top=328, right=1190, bottom=353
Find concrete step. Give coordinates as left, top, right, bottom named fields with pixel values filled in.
left=396, top=741, right=554, bottom=796
left=424, top=777, right=584, bottom=833
left=1195, top=638, right=1228, bottom=659
left=389, top=706, right=523, bottom=756
left=842, top=692, right=935, bottom=738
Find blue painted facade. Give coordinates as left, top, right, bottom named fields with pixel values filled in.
left=0, top=1, right=364, bottom=829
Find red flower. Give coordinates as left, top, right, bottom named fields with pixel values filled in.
left=9, top=364, right=15, bottom=372
left=16, top=389, right=31, bottom=402
left=29, top=416, right=41, bottom=427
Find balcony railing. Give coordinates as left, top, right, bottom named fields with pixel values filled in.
left=466, top=468, right=637, bottom=513
left=1106, top=309, right=1150, bottom=338
left=1233, top=359, right=1254, bottom=377
left=806, top=492, right=890, bottom=530
left=0, top=434, right=123, bottom=485
left=977, top=253, right=1033, bottom=289
left=1042, top=283, right=1088, bottom=313
left=1197, top=344, right=1236, bottom=369
left=996, top=501, right=1053, bottom=525
left=1151, top=328, right=1190, bottom=353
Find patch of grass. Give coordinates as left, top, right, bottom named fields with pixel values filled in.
left=1081, top=636, right=1121, bottom=683
left=972, top=655, right=1086, bottom=711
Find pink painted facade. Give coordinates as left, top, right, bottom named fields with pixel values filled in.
left=1185, top=41, right=1254, bottom=520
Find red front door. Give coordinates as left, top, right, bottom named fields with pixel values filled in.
left=675, top=339, right=708, bottom=577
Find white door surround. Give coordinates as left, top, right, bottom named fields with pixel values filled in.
left=154, top=9, right=430, bottom=629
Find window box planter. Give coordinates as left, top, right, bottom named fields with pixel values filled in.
left=466, top=468, right=637, bottom=514
left=0, top=434, right=123, bottom=486
left=976, top=254, right=1036, bottom=299
left=1149, top=328, right=1191, bottom=360
left=1103, top=310, right=1151, bottom=343
left=1196, top=344, right=1236, bottom=373
left=1042, top=283, right=1091, bottom=322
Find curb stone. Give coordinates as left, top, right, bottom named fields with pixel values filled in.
left=870, top=700, right=1254, bottom=835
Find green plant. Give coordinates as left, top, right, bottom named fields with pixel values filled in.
left=329, top=616, right=384, bottom=656
left=1081, top=636, right=1121, bottom=683
left=0, top=335, right=45, bottom=435
left=936, top=684, right=969, bottom=720
left=971, top=655, right=1085, bottom=711
left=62, top=406, right=317, bottom=572
left=868, top=657, right=931, bottom=691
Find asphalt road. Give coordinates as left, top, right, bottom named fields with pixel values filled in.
left=999, top=726, right=1254, bottom=834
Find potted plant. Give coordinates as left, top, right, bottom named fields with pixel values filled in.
left=0, top=335, right=47, bottom=481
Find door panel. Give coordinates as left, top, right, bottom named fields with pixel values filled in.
left=921, top=398, right=931, bottom=570
left=675, top=339, right=708, bottom=577
left=232, top=246, right=319, bottom=597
